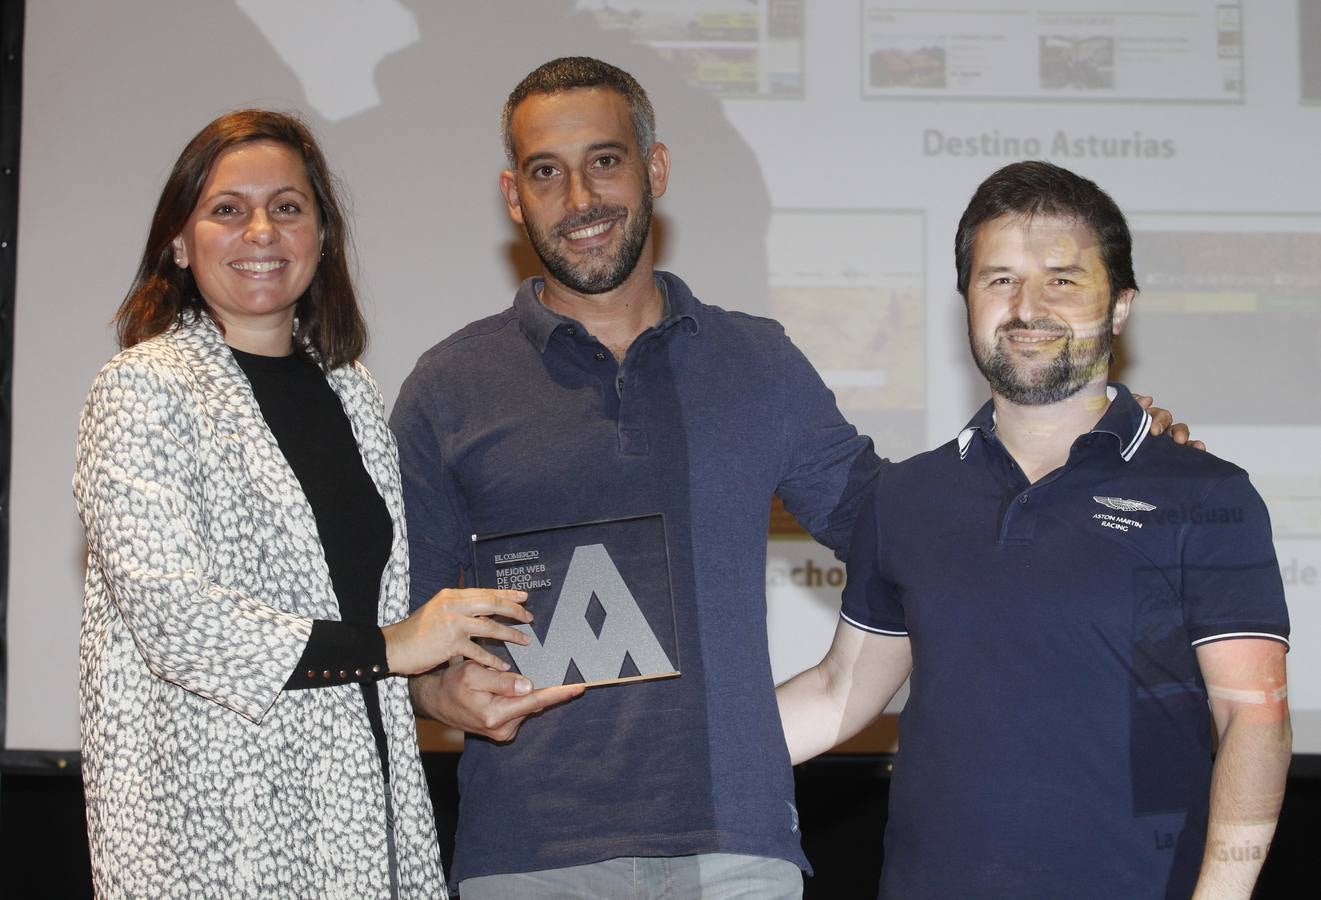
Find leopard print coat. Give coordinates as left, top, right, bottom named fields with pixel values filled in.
left=74, top=316, right=446, bottom=898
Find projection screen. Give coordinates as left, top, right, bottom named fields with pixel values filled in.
left=6, top=0, right=1319, bottom=758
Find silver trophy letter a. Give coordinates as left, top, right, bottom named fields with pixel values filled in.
left=506, top=543, right=675, bottom=686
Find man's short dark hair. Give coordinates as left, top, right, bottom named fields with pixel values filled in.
left=955, top=160, right=1138, bottom=305
left=501, top=56, right=655, bottom=167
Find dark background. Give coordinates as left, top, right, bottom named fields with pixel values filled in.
left=1, top=755, right=1318, bottom=897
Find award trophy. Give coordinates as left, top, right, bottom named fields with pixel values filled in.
left=470, top=514, right=681, bottom=689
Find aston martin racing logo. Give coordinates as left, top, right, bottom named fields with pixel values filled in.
left=1093, top=496, right=1157, bottom=512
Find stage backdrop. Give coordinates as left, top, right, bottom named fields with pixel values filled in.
left=8, top=0, right=1320, bottom=756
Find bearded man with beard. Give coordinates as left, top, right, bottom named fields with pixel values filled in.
left=388, top=56, right=884, bottom=898
left=776, top=161, right=1291, bottom=900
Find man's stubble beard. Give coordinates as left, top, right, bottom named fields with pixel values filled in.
left=971, top=313, right=1114, bottom=406
left=526, top=185, right=654, bottom=295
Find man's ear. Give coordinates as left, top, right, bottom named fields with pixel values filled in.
left=1111, top=288, right=1136, bottom=334
left=498, top=170, right=524, bottom=225
left=646, top=142, right=671, bottom=200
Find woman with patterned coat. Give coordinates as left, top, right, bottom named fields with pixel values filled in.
left=74, top=110, right=532, bottom=899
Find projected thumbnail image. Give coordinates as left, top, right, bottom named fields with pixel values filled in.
left=768, top=210, right=926, bottom=462
left=861, top=1, right=1243, bottom=102
left=1302, top=0, right=1321, bottom=103
left=1124, top=228, right=1321, bottom=426
left=1216, top=23, right=1242, bottom=58
left=771, top=286, right=925, bottom=414
left=576, top=0, right=805, bottom=97
left=868, top=41, right=947, bottom=89
left=653, top=46, right=762, bottom=96
left=579, top=0, right=757, bottom=40
left=1039, top=35, right=1115, bottom=90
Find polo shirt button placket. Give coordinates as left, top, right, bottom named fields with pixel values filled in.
left=999, top=489, right=1036, bottom=543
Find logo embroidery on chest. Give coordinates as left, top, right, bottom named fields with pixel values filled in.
left=1091, top=496, right=1156, bottom=532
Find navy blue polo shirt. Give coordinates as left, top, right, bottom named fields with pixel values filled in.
left=391, top=272, right=880, bottom=881
left=841, top=384, right=1289, bottom=900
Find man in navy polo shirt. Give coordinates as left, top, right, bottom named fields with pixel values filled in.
left=777, top=161, right=1291, bottom=899
left=390, top=57, right=883, bottom=897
